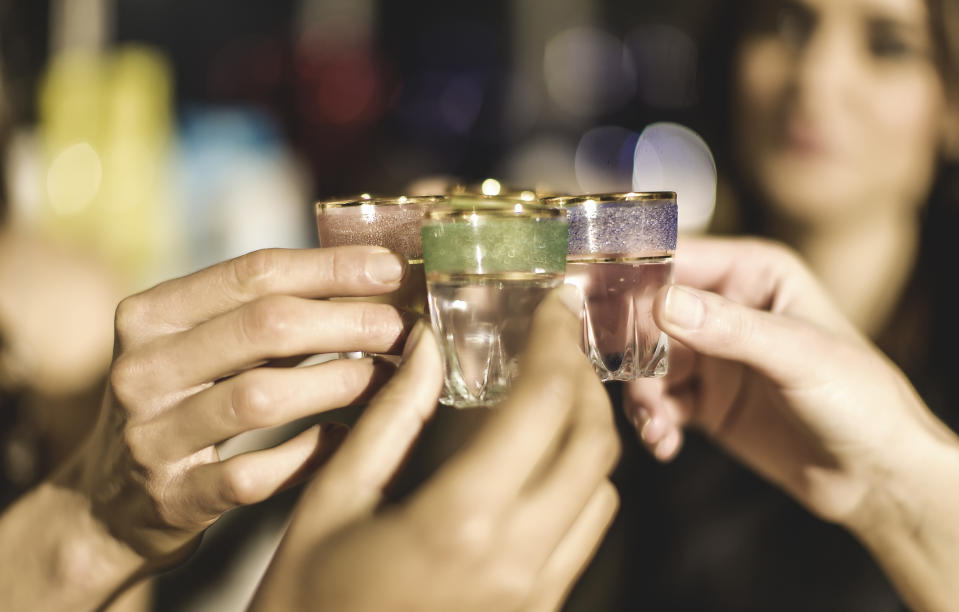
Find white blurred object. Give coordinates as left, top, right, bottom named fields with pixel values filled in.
left=508, top=0, right=595, bottom=132
left=176, top=109, right=313, bottom=273
left=544, top=27, right=636, bottom=119
left=499, top=135, right=580, bottom=195
left=46, top=142, right=102, bottom=216
left=5, top=129, right=44, bottom=226
left=574, top=125, right=639, bottom=193
left=633, top=122, right=716, bottom=233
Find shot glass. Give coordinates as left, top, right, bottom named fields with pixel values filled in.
left=421, top=196, right=568, bottom=408
left=544, top=192, right=677, bottom=381
left=316, top=194, right=444, bottom=358
left=315, top=194, right=446, bottom=313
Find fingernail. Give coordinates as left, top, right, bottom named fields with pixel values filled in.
left=558, top=283, right=584, bottom=317
left=664, top=286, right=705, bottom=330
left=654, top=430, right=681, bottom=462
left=640, top=415, right=666, bottom=444
left=402, top=321, right=427, bottom=362
left=365, top=252, right=406, bottom=284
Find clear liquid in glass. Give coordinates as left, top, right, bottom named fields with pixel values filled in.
left=427, top=271, right=562, bottom=408
left=565, top=256, right=672, bottom=381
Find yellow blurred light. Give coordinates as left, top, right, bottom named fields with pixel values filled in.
left=46, top=142, right=102, bottom=216
left=519, top=190, right=536, bottom=201
left=481, top=178, right=501, bottom=196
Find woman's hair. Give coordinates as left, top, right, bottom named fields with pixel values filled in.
left=930, top=0, right=959, bottom=102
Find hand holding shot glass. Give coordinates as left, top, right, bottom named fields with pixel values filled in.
left=421, top=196, right=568, bottom=408
left=545, top=192, right=677, bottom=381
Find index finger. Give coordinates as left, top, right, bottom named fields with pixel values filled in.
left=120, top=246, right=407, bottom=335
left=673, top=237, right=851, bottom=332
left=421, top=285, right=590, bottom=513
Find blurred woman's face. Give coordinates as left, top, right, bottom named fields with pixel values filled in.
left=733, top=0, right=948, bottom=225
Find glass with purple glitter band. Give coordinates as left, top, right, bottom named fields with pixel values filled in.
left=544, top=192, right=677, bottom=381
left=315, top=194, right=445, bottom=358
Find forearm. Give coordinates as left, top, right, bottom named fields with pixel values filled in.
left=849, top=419, right=959, bottom=612
left=0, top=476, right=147, bottom=611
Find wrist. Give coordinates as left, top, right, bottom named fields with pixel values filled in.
left=0, top=476, right=149, bottom=612
left=844, top=415, right=959, bottom=611
left=846, top=411, right=959, bottom=536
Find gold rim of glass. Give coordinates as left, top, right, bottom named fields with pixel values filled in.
left=315, top=194, right=447, bottom=213
left=447, top=186, right=541, bottom=201
left=542, top=191, right=676, bottom=208
left=425, top=200, right=567, bottom=222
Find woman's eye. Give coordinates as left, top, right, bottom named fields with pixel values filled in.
left=746, top=1, right=814, bottom=44
left=868, top=33, right=917, bottom=59
left=775, top=6, right=814, bottom=46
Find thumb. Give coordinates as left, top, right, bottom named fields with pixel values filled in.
left=653, top=285, right=831, bottom=388
left=292, top=320, right=443, bottom=537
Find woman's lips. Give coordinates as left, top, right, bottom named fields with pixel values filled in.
left=779, top=118, right=833, bottom=157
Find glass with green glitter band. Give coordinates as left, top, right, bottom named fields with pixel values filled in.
left=421, top=197, right=568, bottom=408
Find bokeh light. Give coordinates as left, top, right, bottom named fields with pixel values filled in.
left=632, top=122, right=716, bottom=233
left=574, top=126, right=639, bottom=194
left=543, top=27, right=636, bottom=118
left=46, top=142, right=102, bottom=216
left=481, top=178, right=502, bottom=196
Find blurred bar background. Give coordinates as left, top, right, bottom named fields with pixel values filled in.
left=1, top=0, right=715, bottom=291
left=0, top=2, right=717, bottom=610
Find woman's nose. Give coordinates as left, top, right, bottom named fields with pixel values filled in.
left=790, top=22, right=860, bottom=110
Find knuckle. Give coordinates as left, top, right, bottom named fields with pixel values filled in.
left=220, top=462, right=260, bottom=506
left=240, top=295, right=296, bottom=346
left=121, top=423, right=151, bottom=460
left=230, top=248, right=282, bottom=296
left=327, top=247, right=354, bottom=287
left=229, top=372, right=276, bottom=428
left=113, top=294, right=148, bottom=346
left=598, top=480, right=621, bottom=514
left=108, top=354, right=144, bottom=408
left=715, top=300, right=754, bottom=349
left=354, top=303, right=401, bottom=343
left=603, top=425, right=622, bottom=470
left=333, top=361, right=374, bottom=397
left=591, top=420, right=622, bottom=471
left=153, top=479, right=194, bottom=529
left=576, top=414, right=622, bottom=476
left=412, top=505, right=495, bottom=562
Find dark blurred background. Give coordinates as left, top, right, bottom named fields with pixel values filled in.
left=6, top=2, right=957, bottom=611
left=1, top=0, right=715, bottom=289
left=0, top=2, right=715, bottom=610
